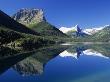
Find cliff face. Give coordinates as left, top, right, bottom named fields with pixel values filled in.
left=12, top=8, right=46, bottom=26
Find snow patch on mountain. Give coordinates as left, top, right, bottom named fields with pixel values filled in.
left=83, top=27, right=104, bottom=35
left=59, top=25, right=78, bottom=33
left=83, top=25, right=110, bottom=35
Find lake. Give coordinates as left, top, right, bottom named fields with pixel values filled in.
left=0, top=43, right=110, bottom=82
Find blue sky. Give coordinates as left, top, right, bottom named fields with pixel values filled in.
left=0, top=0, right=110, bottom=28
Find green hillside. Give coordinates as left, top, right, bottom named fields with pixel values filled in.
left=91, top=26, right=110, bottom=42
left=28, top=21, right=67, bottom=37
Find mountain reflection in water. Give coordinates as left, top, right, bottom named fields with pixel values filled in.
left=0, top=44, right=110, bottom=82
left=0, top=45, right=69, bottom=76
left=60, top=45, right=110, bottom=59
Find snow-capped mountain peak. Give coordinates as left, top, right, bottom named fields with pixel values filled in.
left=59, top=25, right=78, bottom=33
left=59, top=25, right=109, bottom=35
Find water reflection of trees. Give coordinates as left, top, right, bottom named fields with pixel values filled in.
left=0, top=45, right=69, bottom=76
left=89, top=44, right=110, bottom=57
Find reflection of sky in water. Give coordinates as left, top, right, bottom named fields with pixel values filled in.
left=44, top=54, right=110, bottom=82
left=0, top=46, right=110, bottom=82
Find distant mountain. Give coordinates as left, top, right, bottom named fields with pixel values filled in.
left=12, top=8, right=67, bottom=37
left=82, top=25, right=109, bottom=35
left=74, top=25, right=110, bottom=42
left=60, top=25, right=88, bottom=37
left=59, top=24, right=110, bottom=42
left=59, top=25, right=110, bottom=36
left=0, top=10, right=39, bottom=35
left=91, top=25, right=110, bottom=42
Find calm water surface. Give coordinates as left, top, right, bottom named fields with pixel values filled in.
left=0, top=44, right=110, bottom=82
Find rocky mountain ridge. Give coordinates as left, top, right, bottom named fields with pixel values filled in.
left=12, top=8, right=46, bottom=26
